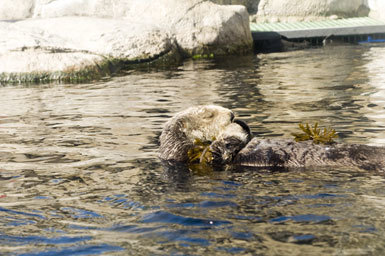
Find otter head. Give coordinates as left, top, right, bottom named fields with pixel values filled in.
left=159, top=105, right=235, bottom=162
left=210, top=119, right=252, bottom=165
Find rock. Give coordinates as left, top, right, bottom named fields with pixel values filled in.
left=0, top=0, right=252, bottom=83
left=0, top=17, right=179, bottom=83
left=210, top=0, right=260, bottom=16
left=171, top=2, right=252, bottom=56
left=33, top=0, right=253, bottom=56
left=0, top=0, right=34, bottom=20
left=254, top=0, right=368, bottom=23
left=14, top=17, right=176, bottom=60
left=367, top=0, right=385, bottom=22
left=33, top=0, right=116, bottom=18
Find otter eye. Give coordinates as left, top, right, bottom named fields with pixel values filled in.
left=225, top=143, right=232, bottom=149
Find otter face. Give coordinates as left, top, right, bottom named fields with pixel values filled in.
left=159, top=105, right=235, bottom=162
left=181, top=105, right=235, bottom=142
left=210, top=120, right=252, bottom=165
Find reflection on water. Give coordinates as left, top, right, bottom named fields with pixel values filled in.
left=1, top=45, right=385, bottom=255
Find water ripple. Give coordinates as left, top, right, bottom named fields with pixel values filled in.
left=0, top=234, right=92, bottom=245
left=16, top=243, right=124, bottom=256
left=270, top=214, right=332, bottom=224
left=1, top=46, right=385, bottom=255
left=0, top=207, right=46, bottom=220
left=140, top=210, right=232, bottom=227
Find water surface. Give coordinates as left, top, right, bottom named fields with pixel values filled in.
left=1, top=45, right=385, bottom=255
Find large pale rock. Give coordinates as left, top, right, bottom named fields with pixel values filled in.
left=33, top=0, right=115, bottom=18
left=0, top=0, right=252, bottom=83
left=32, top=0, right=253, bottom=55
left=367, top=0, right=385, bottom=22
left=211, top=0, right=260, bottom=15
left=171, top=2, right=252, bottom=55
left=0, top=0, right=34, bottom=20
left=0, top=17, right=179, bottom=83
left=14, top=17, right=175, bottom=59
left=255, top=0, right=368, bottom=22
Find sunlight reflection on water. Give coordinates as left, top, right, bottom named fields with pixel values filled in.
left=1, top=45, right=385, bottom=255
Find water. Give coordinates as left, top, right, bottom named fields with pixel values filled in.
left=1, top=45, right=385, bottom=255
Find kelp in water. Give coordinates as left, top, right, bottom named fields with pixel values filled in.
left=292, top=122, right=338, bottom=144
left=187, top=138, right=214, bottom=164
left=187, top=138, right=216, bottom=175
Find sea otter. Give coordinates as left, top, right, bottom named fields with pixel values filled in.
left=159, top=105, right=385, bottom=172
left=159, top=105, right=236, bottom=162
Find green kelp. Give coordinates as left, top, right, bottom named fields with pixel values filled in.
left=187, top=138, right=215, bottom=164
left=292, top=122, right=338, bottom=144
left=187, top=138, right=215, bottom=175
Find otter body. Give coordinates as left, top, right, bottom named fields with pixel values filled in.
left=159, top=105, right=385, bottom=172
left=234, top=138, right=385, bottom=171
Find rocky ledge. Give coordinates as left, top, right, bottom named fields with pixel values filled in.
left=0, top=0, right=253, bottom=84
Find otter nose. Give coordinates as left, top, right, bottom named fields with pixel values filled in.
left=230, top=112, right=235, bottom=122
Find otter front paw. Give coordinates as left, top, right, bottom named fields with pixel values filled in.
left=210, top=137, right=248, bottom=166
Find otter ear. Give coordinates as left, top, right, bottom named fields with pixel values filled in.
left=199, top=109, right=215, bottom=120
left=175, top=118, right=187, bottom=131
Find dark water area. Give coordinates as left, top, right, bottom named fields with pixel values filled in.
left=1, top=45, right=385, bottom=255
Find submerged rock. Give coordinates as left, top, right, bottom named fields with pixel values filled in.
left=0, top=0, right=252, bottom=83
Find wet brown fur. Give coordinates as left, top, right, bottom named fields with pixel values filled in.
left=160, top=105, right=385, bottom=172
left=234, top=138, right=385, bottom=171
left=159, top=105, right=234, bottom=162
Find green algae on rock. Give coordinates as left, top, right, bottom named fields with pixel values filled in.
left=192, top=53, right=215, bottom=60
